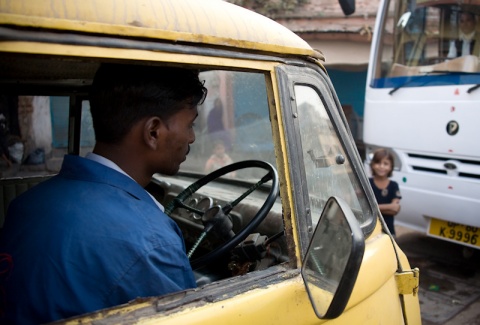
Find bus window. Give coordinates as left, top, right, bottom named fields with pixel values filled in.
left=372, top=0, right=480, bottom=85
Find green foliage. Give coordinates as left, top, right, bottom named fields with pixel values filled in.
left=227, top=0, right=310, bottom=17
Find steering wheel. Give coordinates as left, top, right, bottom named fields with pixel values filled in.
left=164, top=160, right=279, bottom=270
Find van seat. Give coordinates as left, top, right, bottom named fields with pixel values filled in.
left=0, top=175, right=53, bottom=227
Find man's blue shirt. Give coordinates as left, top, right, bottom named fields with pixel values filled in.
left=0, top=155, right=196, bottom=324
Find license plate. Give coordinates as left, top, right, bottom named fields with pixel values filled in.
left=428, top=218, right=480, bottom=248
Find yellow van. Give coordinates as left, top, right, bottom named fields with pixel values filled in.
left=0, top=0, right=420, bottom=323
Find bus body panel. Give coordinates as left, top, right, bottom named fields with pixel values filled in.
left=365, top=86, right=480, bottom=158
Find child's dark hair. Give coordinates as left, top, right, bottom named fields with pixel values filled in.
left=370, top=148, right=395, bottom=177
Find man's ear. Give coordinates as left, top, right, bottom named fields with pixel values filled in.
left=143, top=116, right=165, bottom=150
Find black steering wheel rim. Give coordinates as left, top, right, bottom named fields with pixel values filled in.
left=165, top=160, right=279, bottom=270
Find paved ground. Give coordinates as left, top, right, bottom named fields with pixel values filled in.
left=395, top=226, right=480, bottom=325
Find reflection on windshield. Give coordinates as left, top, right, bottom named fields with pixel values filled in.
left=374, top=0, right=480, bottom=86
left=294, top=85, right=371, bottom=227
left=181, top=70, right=275, bottom=181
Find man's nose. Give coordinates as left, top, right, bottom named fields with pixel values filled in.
left=190, top=131, right=196, bottom=144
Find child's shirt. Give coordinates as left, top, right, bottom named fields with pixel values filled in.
left=369, top=177, right=402, bottom=218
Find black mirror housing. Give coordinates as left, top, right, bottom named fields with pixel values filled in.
left=301, top=196, right=365, bottom=319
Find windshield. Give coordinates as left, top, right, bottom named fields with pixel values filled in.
left=180, top=70, right=275, bottom=180
left=372, top=0, right=480, bottom=88
left=0, top=70, right=273, bottom=183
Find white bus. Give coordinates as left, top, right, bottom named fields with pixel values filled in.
left=364, top=0, right=480, bottom=253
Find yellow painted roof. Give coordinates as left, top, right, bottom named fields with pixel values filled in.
left=0, top=0, right=321, bottom=58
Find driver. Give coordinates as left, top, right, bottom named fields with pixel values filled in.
left=447, top=11, right=480, bottom=58
left=0, top=63, right=207, bottom=324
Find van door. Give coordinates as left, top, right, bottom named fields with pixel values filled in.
left=277, top=64, right=420, bottom=323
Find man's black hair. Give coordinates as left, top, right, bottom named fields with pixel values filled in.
left=89, top=63, right=207, bottom=143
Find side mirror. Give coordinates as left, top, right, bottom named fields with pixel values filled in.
left=301, top=196, right=365, bottom=319
left=338, top=0, right=355, bottom=16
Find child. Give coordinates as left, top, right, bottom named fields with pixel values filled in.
left=369, top=148, right=402, bottom=236
left=204, top=141, right=235, bottom=178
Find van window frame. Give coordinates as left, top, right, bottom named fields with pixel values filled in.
left=276, top=64, right=377, bottom=256
left=0, top=53, right=305, bottom=315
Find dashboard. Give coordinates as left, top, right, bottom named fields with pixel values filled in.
left=146, top=173, right=288, bottom=281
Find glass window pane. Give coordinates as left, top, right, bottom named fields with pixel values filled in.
left=181, top=70, right=275, bottom=180
left=294, top=85, right=372, bottom=226
left=373, top=0, right=480, bottom=87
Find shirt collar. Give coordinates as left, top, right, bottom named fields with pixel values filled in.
left=460, top=31, right=475, bottom=41
left=85, top=152, right=165, bottom=212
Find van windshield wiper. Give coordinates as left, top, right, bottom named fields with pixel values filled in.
left=389, top=70, right=475, bottom=95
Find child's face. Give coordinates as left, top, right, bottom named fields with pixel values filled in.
left=372, top=157, right=392, bottom=177
left=214, top=144, right=225, bottom=157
